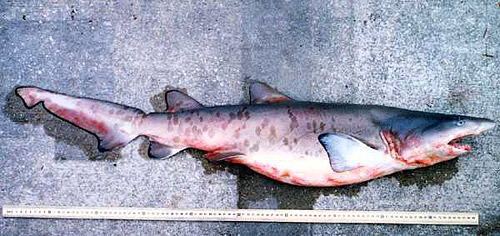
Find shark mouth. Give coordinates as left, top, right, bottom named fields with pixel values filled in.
left=448, top=135, right=474, bottom=151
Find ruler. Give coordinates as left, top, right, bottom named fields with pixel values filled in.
left=2, top=205, right=479, bottom=225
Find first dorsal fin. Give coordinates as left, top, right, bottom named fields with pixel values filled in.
left=318, top=133, right=384, bottom=173
left=249, top=81, right=291, bottom=104
left=165, top=90, right=203, bottom=113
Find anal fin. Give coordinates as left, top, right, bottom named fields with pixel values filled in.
left=148, top=141, right=184, bottom=159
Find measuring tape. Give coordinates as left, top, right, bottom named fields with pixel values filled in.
left=2, top=205, right=478, bottom=225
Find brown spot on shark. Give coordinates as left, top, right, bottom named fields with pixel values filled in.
left=192, top=126, right=201, bottom=136
left=287, top=109, right=299, bottom=131
left=255, top=126, right=261, bottom=136
left=261, top=118, right=269, bottom=129
left=319, top=122, right=326, bottom=132
left=250, top=143, right=260, bottom=152
left=269, top=126, right=277, bottom=140
left=229, top=112, right=236, bottom=122
left=233, top=128, right=241, bottom=139
left=173, top=115, right=179, bottom=125
left=222, top=122, right=229, bottom=130
left=283, top=137, right=289, bottom=146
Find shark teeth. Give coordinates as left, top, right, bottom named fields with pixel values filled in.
left=448, top=135, right=473, bottom=151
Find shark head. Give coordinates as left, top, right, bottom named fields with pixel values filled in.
left=381, top=112, right=495, bottom=166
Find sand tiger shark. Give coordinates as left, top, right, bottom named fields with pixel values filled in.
left=15, top=82, right=495, bottom=187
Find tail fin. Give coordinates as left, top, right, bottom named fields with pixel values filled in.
left=16, top=86, right=145, bottom=151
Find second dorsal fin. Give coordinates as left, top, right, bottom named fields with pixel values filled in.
left=165, top=90, right=203, bottom=113
left=249, top=81, right=291, bottom=104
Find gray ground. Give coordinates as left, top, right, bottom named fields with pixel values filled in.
left=1, top=0, right=499, bottom=235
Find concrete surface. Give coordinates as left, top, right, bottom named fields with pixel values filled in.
left=1, top=0, right=499, bottom=235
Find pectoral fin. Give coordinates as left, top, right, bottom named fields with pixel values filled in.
left=318, top=133, right=381, bottom=172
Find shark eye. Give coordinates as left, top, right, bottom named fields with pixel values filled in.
left=456, top=120, right=466, bottom=126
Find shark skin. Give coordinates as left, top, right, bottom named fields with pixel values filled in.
left=15, top=82, right=496, bottom=187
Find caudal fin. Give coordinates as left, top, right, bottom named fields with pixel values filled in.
left=16, top=86, right=145, bottom=151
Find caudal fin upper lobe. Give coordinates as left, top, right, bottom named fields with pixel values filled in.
left=16, top=86, right=145, bottom=151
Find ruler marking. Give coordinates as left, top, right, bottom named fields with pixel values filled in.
left=1, top=206, right=479, bottom=225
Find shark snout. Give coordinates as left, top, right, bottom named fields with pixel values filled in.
left=477, top=119, right=496, bottom=133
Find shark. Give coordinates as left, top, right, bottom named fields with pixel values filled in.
left=15, top=82, right=495, bottom=187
